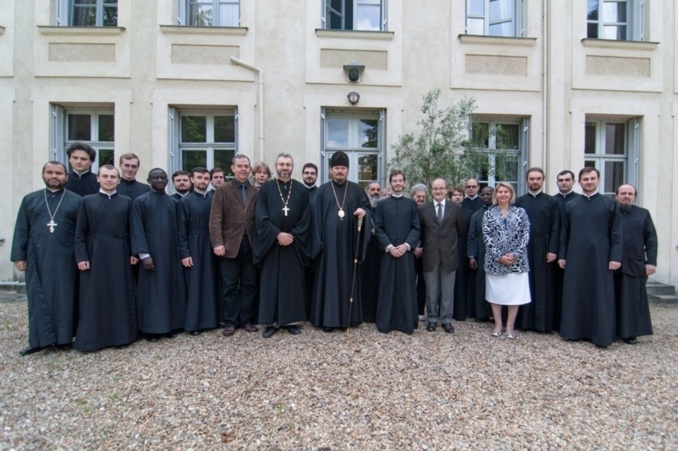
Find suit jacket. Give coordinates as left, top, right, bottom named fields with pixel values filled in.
left=419, top=200, right=466, bottom=273
left=209, top=179, right=259, bottom=258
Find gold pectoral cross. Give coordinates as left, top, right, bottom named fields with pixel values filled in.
left=47, top=220, right=57, bottom=233
left=282, top=205, right=290, bottom=216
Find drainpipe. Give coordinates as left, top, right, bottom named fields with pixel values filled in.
left=230, top=57, right=265, bottom=163
left=542, top=0, right=548, bottom=172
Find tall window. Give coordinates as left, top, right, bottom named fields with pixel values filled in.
left=56, top=0, right=118, bottom=26
left=323, top=0, right=387, bottom=31
left=169, top=108, right=237, bottom=177
left=51, top=106, right=115, bottom=171
left=466, top=0, right=525, bottom=37
left=587, top=0, right=644, bottom=41
left=470, top=118, right=529, bottom=194
left=179, top=0, right=240, bottom=26
left=584, top=119, right=639, bottom=196
left=322, top=110, right=384, bottom=187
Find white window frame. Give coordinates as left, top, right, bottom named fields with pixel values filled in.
left=465, top=0, right=525, bottom=37
left=177, top=0, right=240, bottom=27
left=322, top=0, right=388, bottom=31
left=321, top=109, right=385, bottom=187
left=56, top=0, right=118, bottom=27
left=586, top=0, right=644, bottom=41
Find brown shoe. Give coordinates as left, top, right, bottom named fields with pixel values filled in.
left=243, top=324, right=258, bottom=333
left=222, top=326, right=236, bottom=337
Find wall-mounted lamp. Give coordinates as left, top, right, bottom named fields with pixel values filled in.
left=343, top=62, right=365, bottom=83
left=347, top=91, right=360, bottom=105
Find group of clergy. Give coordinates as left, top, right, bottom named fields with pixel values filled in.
left=11, top=142, right=657, bottom=356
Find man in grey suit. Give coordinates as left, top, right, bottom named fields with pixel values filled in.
left=419, top=178, right=466, bottom=333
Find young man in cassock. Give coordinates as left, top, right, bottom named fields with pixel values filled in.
left=514, top=168, right=560, bottom=332
left=171, top=170, right=192, bottom=199
left=361, top=182, right=382, bottom=323
left=374, top=170, right=420, bottom=334
left=117, top=153, right=150, bottom=200
left=558, top=167, right=622, bottom=348
left=253, top=153, right=311, bottom=338
left=11, top=162, right=82, bottom=356
left=614, top=184, right=658, bottom=344
left=461, top=178, right=483, bottom=213
left=209, top=154, right=259, bottom=337
left=310, top=151, right=370, bottom=332
left=131, top=168, right=187, bottom=341
left=178, top=167, right=220, bottom=335
left=302, top=162, right=319, bottom=203
left=64, top=142, right=99, bottom=196
left=74, top=165, right=137, bottom=351
left=419, top=178, right=466, bottom=333
left=301, top=162, right=319, bottom=317
left=467, top=186, right=494, bottom=322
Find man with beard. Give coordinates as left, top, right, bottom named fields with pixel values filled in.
left=209, top=154, right=259, bottom=336
left=311, top=151, right=370, bottom=332
left=65, top=142, right=99, bottom=196
left=131, top=168, right=187, bottom=341
left=178, top=167, right=220, bottom=335
left=210, top=168, right=226, bottom=191
left=254, top=153, right=311, bottom=338
left=559, top=167, right=621, bottom=348
left=410, top=184, right=429, bottom=320
left=374, top=170, right=420, bottom=334
left=467, top=186, right=494, bottom=321
left=117, top=153, right=150, bottom=200
left=515, top=168, right=560, bottom=332
left=614, top=184, right=657, bottom=344
left=74, top=165, right=137, bottom=351
left=361, top=182, right=382, bottom=322
left=171, top=170, right=192, bottom=199
left=301, top=163, right=319, bottom=203
left=11, top=162, right=82, bottom=355
left=461, top=178, right=482, bottom=213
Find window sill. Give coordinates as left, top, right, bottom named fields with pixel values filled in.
left=160, top=25, right=248, bottom=36
left=315, top=29, right=394, bottom=41
left=38, top=26, right=126, bottom=36
left=581, top=38, right=658, bottom=51
left=458, top=34, right=537, bottom=47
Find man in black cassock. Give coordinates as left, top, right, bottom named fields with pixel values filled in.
left=310, top=151, right=370, bottom=332
left=559, top=167, right=622, bottom=348
left=131, top=168, right=187, bottom=340
left=117, top=153, right=150, bottom=200
left=178, top=167, right=220, bottom=335
left=11, top=162, right=82, bottom=356
left=253, top=153, right=311, bottom=338
left=461, top=178, right=483, bottom=213
left=467, top=186, right=493, bottom=322
left=374, top=170, right=420, bottom=334
left=74, top=165, right=137, bottom=351
left=302, top=162, right=319, bottom=203
left=614, top=184, right=657, bottom=344
left=361, top=182, right=382, bottom=322
left=301, top=162, right=319, bottom=318
left=410, top=184, right=429, bottom=321
left=65, top=142, right=99, bottom=196
left=171, top=170, right=192, bottom=199
left=515, top=168, right=560, bottom=332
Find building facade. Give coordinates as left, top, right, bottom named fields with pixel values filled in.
left=0, top=1, right=676, bottom=286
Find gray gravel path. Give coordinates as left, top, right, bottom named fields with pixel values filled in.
left=1, top=299, right=676, bottom=449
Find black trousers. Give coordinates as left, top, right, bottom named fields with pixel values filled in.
left=220, top=239, right=257, bottom=327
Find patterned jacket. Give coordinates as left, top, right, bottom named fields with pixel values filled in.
left=482, top=205, right=531, bottom=275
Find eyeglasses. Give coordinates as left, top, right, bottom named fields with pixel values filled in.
left=466, top=185, right=478, bottom=189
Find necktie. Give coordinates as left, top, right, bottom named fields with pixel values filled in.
left=239, top=183, right=247, bottom=205
left=437, top=203, right=443, bottom=223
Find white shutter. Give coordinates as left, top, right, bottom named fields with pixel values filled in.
left=51, top=104, right=66, bottom=163
left=169, top=107, right=181, bottom=174
left=517, top=116, right=529, bottom=195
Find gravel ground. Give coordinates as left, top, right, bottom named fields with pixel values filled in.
left=1, top=297, right=677, bottom=450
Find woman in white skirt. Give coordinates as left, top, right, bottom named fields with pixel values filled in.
left=482, top=182, right=531, bottom=339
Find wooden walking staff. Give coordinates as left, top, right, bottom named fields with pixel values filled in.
left=346, top=216, right=363, bottom=337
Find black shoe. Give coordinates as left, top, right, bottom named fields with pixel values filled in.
left=623, top=337, right=638, bottom=345
left=426, top=323, right=436, bottom=332
left=443, top=324, right=454, bottom=334
left=146, top=334, right=160, bottom=342
left=19, top=346, right=42, bottom=357
left=55, top=343, right=72, bottom=351
left=263, top=326, right=279, bottom=338
left=285, top=325, right=301, bottom=335
left=189, top=330, right=202, bottom=336
left=322, top=327, right=334, bottom=333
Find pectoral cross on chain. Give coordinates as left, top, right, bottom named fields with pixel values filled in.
left=282, top=205, right=290, bottom=217
left=47, top=220, right=57, bottom=233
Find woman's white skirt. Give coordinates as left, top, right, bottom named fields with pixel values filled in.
left=485, top=272, right=531, bottom=306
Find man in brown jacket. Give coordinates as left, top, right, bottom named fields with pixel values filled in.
left=209, top=154, right=259, bottom=336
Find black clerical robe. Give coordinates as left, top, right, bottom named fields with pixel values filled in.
left=453, top=207, right=473, bottom=320
left=253, top=179, right=311, bottom=326
left=178, top=191, right=220, bottom=332
left=117, top=179, right=150, bottom=200
left=11, top=188, right=81, bottom=349
left=462, top=196, right=483, bottom=214
left=515, top=192, right=560, bottom=332
left=466, top=206, right=491, bottom=321
left=552, top=192, right=580, bottom=331
left=614, top=205, right=657, bottom=340
left=74, top=192, right=137, bottom=350
left=310, top=180, right=371, bottom=329
left=374, top=196, right=420, bottom=334
left=559, top=193, right=622, bottom=347
left=131, top=191, right=187, bottom=334
left=361, top=215, right=381, bottom=323
left=66, top=170, right=99, bottom=197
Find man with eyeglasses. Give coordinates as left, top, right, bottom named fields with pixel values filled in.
left=462, top=178, right=483, bottom=213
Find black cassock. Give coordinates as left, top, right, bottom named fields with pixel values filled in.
left=178, top=191, right=220, bottom=332
left=131, top=191, right=187, bottom=334
left=311, top=180, right=371, bottom=329
left=73, top=192, right=137, bottom=351
left=453, top=207, right=473, bottom=320
left=374, top=196, right=420, bottom=334
left=553, top=192, right=580, bottom=331
left=466, top=206, right=491, bottom=321
left=614, top=205, right=657, bottom=340
left=253, top=179, right=311, bottom=326
left=559, top=193, right=622, bottom=347
left=117, top=179, right=150, bottom=200
left=65, top=171, right=99, bottom=197
left=515, top=192, right=560, bottom=332
left=11, top=189, right=81, bottom=349
left=361, top=215, right=381, bottom=322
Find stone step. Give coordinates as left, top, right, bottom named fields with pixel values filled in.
left=646, top=282, right=676, bottom=296
left=648, top=294, right=678, bottom=305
